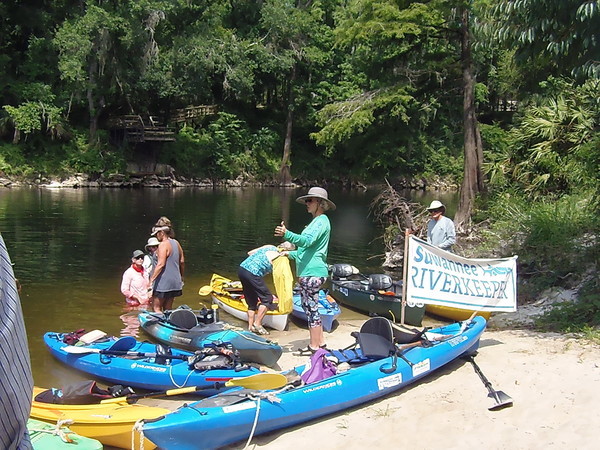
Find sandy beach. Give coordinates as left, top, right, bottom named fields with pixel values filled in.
left=220, top=315, right=600, bottom=450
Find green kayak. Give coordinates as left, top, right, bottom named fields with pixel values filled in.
left=28, top=418, right=103, bottom=450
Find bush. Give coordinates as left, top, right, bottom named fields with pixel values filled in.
left=479, top=192, right=598, bottom=300
left=536, top=278, right=600, bottom=336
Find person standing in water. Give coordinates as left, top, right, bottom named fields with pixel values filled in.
left=148, top=217, right=185, bottom=312
left=143, top=236, right=160, bottom=276
left=120, top=249, right=151, bottom=307
left=275, top=187, right=335, bottom=354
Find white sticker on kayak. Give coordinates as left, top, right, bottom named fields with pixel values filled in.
left=446, top=335, right=468, bottom=347
left=412, top=359, right=430, bottom=377
left=223, top=401, right=257, bottom=413
left=130, top=362, right=166, bottom=372
left=377, top=373, right=402, bottom=390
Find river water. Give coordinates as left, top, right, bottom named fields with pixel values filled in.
left=0, top=186, right=457, bottom=387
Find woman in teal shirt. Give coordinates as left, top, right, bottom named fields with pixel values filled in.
left=275, top=187, right=335, bottom=354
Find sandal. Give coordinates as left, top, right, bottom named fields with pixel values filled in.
left=252, top=325, right=270, bottom=335
left=294, top=345, right=319, bottom=356
left=254, top=325, right=269, bottom=336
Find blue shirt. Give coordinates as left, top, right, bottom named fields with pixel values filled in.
left=427, top=216, right=456, bottom=251
left=240, top=245, right=278, bottom=277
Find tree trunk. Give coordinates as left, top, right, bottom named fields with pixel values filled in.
left=279, top=66, right=296, bottom=186
left=454, top=7, right=484, bottom=233
left=87, top=58, right=99, bottom=143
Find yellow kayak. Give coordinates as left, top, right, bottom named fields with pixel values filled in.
left=30, top=387, right=171, bottom=449
left=425, top=304, right=491, bottom=321
left=204, top=273, right=289, bottom=331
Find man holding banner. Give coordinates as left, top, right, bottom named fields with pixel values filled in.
left=426, top=200, right=456, bottom=252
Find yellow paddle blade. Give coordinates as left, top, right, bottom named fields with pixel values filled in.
left=198, top=285, right=213, bottom=296
left=225, top=373, right=288, bottom=390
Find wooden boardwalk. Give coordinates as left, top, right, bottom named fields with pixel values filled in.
left=108, top=115, right=175, bottom=143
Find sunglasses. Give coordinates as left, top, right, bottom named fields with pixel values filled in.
left=304, top=198, right=316, bottom=204
left=134, top=256, right=144, bottom=260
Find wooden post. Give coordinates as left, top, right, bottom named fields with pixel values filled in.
left=401, top=229, right=411, bottom=325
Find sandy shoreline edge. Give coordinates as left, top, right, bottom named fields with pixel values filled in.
left=216, top=316, right=600, bottom=450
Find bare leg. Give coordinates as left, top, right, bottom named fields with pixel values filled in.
left=247, top=310, right=256, bottom=330
left=254, top=304, right=268, bottom=327
left=152, top=296, right=163, bottom=313
left=164, top=297, right=174, bottom=311
left=309, top=325, right=324, bottom=349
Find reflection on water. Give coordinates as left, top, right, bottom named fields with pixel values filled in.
left=0, top=186, right=455, bottom=387
left=119, top=310, right=142, bottom=338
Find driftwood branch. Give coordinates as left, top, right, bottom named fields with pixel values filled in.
left=370, top=180, right=429, bottom=269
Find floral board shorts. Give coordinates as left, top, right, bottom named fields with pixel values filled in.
left=297, top=276, right=327, bottom=328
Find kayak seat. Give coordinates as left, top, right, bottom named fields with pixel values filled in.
left=328, top=317, right=399, bottom=374
left=354, top=317, right=396, bottom=360
left=392, top=324, right=427, bottom=344
left=327, top=347, right=370, bottom=365
left=367, top=274, right=393, bottom=291
left=169, top=309, right=198, bottom=330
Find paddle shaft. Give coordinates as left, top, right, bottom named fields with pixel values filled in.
left=465, top=355, right=513, bottom=409
left=101, top=373, right=289, bottom=404
left=62, top=346, right=190, bottom=360
left=101, top=350, right=189, bottom=360
left=466, top=355, right=497, bottom=395
left=101, top=383, right=220, bottom=404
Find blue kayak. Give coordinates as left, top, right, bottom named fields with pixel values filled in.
left=138, top=308, right=283, bottom=367
left=44, top=332, right=262, bottom=393
left=291, top=289, right=341, bottom=332
left=141, top=316, right=487, bottom=449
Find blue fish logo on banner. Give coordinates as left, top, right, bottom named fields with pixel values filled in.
left=406, top=236, right=518, bottom=312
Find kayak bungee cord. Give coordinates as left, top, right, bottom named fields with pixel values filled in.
left=243, top=385, right=293, bottom=449
left=168, top=363, right=194, bottom=388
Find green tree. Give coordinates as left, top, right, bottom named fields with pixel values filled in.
left=488, top=0, right=600, bottom=80
left=54, top=4, right=130, bottom=141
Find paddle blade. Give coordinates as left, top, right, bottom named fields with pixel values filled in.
left=225, top=373, right=288, bottom=390
left=107, top=336, right=136, bottom=352
left=199, top=285, right=213, bottom=296
left=61, top=345, right=99, bottom=354
left=488, top=391, right=513, bottom=411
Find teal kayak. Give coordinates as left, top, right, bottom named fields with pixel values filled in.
left=138, top=308, right=283, bottom=367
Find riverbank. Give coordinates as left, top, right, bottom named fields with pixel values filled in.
left=0, top=171, right=456, bottom=191
left=219, top=316, right=599, bottom=450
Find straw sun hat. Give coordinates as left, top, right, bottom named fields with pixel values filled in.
left=295, top=187, right=336, bottom=211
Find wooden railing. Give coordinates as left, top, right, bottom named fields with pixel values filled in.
left=171, top=105, right=218, bottom=123
left=107, top=115, right=175, bottom=142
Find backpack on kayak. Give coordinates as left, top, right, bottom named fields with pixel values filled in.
left=188, top=345, right=241, bottom=371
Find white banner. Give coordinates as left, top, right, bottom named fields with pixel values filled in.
left=405, top=236, right=518, bottom=312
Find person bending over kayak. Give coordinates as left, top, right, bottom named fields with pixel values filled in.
left=238, top=241, right=295, bottom=335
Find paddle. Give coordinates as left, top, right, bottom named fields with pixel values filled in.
left=100, top=373, right=288, bottom=404
left=464, top=355, right=513, bottom=410
left=61, top=345, right=190, bottom=360
left=199, top=285, right=213, bottom=296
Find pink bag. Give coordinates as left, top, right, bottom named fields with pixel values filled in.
left=300, top=348, right=337, bottom=384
